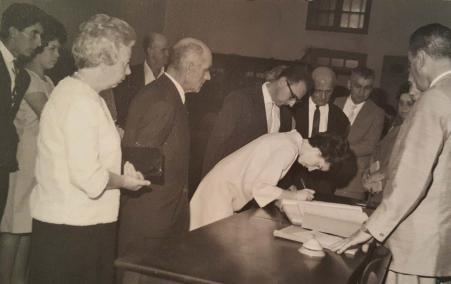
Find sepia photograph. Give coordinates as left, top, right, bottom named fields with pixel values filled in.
left=1, top=0, right=451, bottom=283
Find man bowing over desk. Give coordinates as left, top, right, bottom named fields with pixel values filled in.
left=119, top=38, right=212, bottom=256
left=333, top=23, right=451, bottom=284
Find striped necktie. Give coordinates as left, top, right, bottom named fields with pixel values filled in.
left=10, top=60, right=20, bottom=109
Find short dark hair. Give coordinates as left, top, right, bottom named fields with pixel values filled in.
left=0, top=3, right=47, bottom=39
left=309, top=132, right=350, bottom=165
left=30, top=15, right=67, bottom=57
left=351, top=66, right=375, bottom=81
left=277, top=65, right=313, bottom=92
left=409, top=23, right=451, bottom=59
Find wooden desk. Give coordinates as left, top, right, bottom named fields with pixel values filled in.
left=116, top=205, right=369, bottom=284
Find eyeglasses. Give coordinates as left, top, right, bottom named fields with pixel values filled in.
left=287, top=81, right=301, bottom=102
left=313, top=89, right=333, bottom=96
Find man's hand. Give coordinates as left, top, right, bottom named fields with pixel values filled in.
left=363, top=171, right=385, bottom=193
left=330, top=228, right=373, bottom=254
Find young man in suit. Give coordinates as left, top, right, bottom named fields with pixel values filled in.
left=334, top=23, right=451, bottom=284
left=114, top=32, right=169, bottom=127
left=119, top=38, right=212, bottom=258
left=287, top=66, right=350, bottom=196
left=334, top=67, right=385, bottom=200
left=201, top=65, right=311, bottom=177
left=0, top=3, right=45, bottom=222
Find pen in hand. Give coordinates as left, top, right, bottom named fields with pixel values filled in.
left=300, top=178, right=307, bottom=190
left=289, top=178, right=307, bottom=192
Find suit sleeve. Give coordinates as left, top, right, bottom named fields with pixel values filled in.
left=202, top=93, right=242, bottom=176
left=123, top=95, right=175, bottom=148
left=350, top=107, right=384, bottom=157
left=366, top=91, right=450, bottom=241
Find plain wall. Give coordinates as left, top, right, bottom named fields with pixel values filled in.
left=2, top=0, right=451, bottom=86
left=163, top=0, right=451, bottom=86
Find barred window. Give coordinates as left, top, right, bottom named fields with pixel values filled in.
left=306, top=0, right=372, bottom=34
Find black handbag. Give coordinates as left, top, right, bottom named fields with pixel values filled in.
left=122, top=147, right=164, bottom=185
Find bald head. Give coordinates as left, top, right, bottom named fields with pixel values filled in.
left=312, top=66, right=336, bottom=88
left=311, top=66, right=336, bottom=106
left=167, top=37, right=212, bottom=93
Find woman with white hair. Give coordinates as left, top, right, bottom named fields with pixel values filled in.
left=28, top=14, right=149, bottom=283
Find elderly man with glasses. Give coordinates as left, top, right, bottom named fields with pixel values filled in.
left=201, top=65, right=312, bottom=178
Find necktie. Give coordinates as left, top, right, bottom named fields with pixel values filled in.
left=10, top=60, right=20, bottom=109
left=311, top=105, right=320, bottom=137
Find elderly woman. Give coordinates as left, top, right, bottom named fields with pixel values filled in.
left=0, top=15, right=66, bottom=283
left=28, top=14, right=149, bottom=283
left=363, top=79, right=420, bottom=207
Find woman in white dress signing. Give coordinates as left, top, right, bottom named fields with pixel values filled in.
left=190, top=131, right=350, bottom=231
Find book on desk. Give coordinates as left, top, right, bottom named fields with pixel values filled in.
left=274, top=199, right=368, bottom=255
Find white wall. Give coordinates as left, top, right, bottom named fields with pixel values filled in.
left=163, top=0, right=451, bottom=86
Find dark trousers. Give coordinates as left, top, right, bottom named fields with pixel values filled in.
left=29, top=219, right=117, bottom=284
left=0, top=169, right=9, bottom=223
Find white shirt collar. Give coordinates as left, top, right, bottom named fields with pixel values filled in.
left=262, top=82, right=275, bottom=105
left=345, top=95, right=366, bottom=109
left=144, top=60, right=164, bottom=85
left=164, top=72, right=186, bottom=104
left=0, top=40, right=15, bottom=65
left=308, top=96, right=329, bottom=111
left=430, top=70, right=451, bottom=88
left=1, top=40, right=17, bottom=91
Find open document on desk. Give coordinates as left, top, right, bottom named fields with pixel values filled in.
left=274, top=200, right=368, bottom=255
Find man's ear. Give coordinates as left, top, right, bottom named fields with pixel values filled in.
left=185, top=61, right=195, bottom=74
left=8, top=26, right=19, bottom=39
left=415, top=50, right=426, bottom=70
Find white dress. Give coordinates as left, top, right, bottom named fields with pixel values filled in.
left=189, top=130, right=303, bottom=230
left=0, top=70, right=53, bottom=233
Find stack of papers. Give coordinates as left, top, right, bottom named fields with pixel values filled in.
left=280, top=200, right=368, bottom=237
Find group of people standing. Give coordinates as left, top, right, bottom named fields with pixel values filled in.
left=0, top=3, right=66, bottom=283
left=0, top=4, right=151, bottom=283
left=0, top=2, right=451, bottom=284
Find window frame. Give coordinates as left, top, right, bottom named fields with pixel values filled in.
left=306, top=48, right=367, bottom=84
left=306, top=0, right=373, bottom=34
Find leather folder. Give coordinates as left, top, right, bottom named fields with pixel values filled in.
left=122, top=147, right=164, bottom=185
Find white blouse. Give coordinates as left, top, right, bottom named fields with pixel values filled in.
left=30, top=76, right=122, bottom=226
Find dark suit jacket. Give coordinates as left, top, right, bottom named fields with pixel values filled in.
left=118, top=74, right=190, bottom=255
left=201, top=84, right=292, bottom=177
left=281, top=99, right=350, bottom=195
left=113, top=63, right=144, bottom=127
left=0, top=51, right=30, bottom=171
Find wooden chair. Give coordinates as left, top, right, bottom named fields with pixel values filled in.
left=359, top=245, right=392, bottom=284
